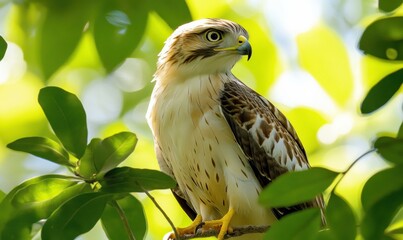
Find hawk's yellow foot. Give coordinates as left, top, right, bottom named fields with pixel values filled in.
left=169, top=215, right=202, bottom=239
left=198, top=208, right=235, bottom=240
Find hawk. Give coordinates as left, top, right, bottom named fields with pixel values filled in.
left=146, top=18, right=325, bottom=240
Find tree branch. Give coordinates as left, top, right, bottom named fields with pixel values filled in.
left=175, top=225, right=270, bottom=239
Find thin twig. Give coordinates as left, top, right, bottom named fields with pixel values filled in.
left=342, top=148, right=376, bottom=174
left=332, top=148, right=376, bottom=193
left=143, top=189, right=180, bottom=239
left=110, top=200, right=136, bottom=240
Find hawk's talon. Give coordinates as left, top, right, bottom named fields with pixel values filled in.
left=198, top=208, right=235, bottom=240
left=195, top=222, right=205, bottom=233
left=169, top=215, right=202, bottom=239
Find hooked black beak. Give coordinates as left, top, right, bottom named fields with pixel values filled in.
left=237, top=38, right=252, bottom=61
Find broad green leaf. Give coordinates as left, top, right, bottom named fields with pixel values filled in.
left=397, top=121, right=403, bottom=138
left=315, top=229, right=338, bottom=240
left=0, top=175, right=80, bottom=205
left=387, top=225, right=403, bottom=236
left=361, top=188, right=403, bottom=240
left=362, top=166, right=403, bottom=210
left=259, top=168, right=339, bottom=207
left=264, top=208, right=321, bottom=240
left=11, top=177, right=78, bottom=206
left=7, top=137, right=71, bottom=167
left=0, top=35, right=7, bottom=61
left=42, top=192, right=112, bottom=240
left=101, top=195, right=146, bottom=240
left=0, top=190, right=5, bottom=202
left=149, top=0, right=192, bottom=29
left=297, top=25, right=353, bottom=107
left=361, top=68, right=403, bottom=114
left=39, top=0, right=92, bottom=78
left=326, top=194, right=357, bottom=240
left=79, top=132, right=136, bottom=179
left=94, top=132, right=137, bottom=177
left=77, top=138, right=102, bottom=179
left=93, top=0, right=148, bottom=72
left=0, top=175, right=91, bottom=240
left=379, top=0, right=403, bottom=12
left=359, top=17, right=403, bottom=60
left=38, top=87, right=88, bottom=158
left=374, top=136, right=403, bottom=164
left=100, top=167, right=176, bottom=193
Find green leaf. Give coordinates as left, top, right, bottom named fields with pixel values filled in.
left=398, top=121, right=403, bottom=138
left=379, top=0, right=403, bottom=12
left=78, top=132, right=136, bottom=179
left=96, top=132, right=137, bottom=173
left=264, top=208, right=321, bottom=240
left=0, top=35, right=7, bottom=61
left=0, top=175, right=91, bottom=239
left=315, top=229, right=338, bottom=240
left=149, top=0, right=192, bottom=29
left=361, top=188, right=403, bottom=240
left=39, top=0, right=92, bottom=78
left=38, top=87, right=88, bottom=158
left=93, top=0, right=148, bottom=72
left=362, top=166, right=403, bottom=210
left=94, top=132, right=137, bottom=177
left=387, top=225, right=403, bottom=236
left=360, top=68, right=403, bottom=114
left=101, top=194, right=146, bottom=240
left=77, top=138, right=102, bottom=179
left=100, top=167, right=176, bottom=193
left=259, top=168, right=339, bottom=207
left=374, top=136, right=403, bottom=164
left=326, top=194, right=357, bottom=240
left=359, top=17, right=403, bottom=60
left=0, top=190, right=5, bottom=202
left=7, top=137, right=71, bottom=167
left=42, top=192, right=112, bottom=240
left=11, top=177, right=79, bottom=206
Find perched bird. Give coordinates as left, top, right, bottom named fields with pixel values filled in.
left=146, top=18, right=325, bottom=240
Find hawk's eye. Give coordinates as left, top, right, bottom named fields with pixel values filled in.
left=205, top=30, right=222, bottom=42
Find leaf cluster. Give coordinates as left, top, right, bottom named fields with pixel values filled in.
left=258, top=1, right=403, bottom=239
left=1, top=87, right=176, bottom=240
left=11, top=0, right=192, bottom=79
left=359, top=0, right=403, bottom=114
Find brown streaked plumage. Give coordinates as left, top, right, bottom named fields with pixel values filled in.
left=146, top=18, right=325, bottom=240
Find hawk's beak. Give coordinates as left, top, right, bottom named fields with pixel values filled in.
left=236, top=36, right=252, bottom=61
left=214, top=35, right=252, bottom=61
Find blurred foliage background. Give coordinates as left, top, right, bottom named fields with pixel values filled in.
left=0, top=0, right=402, bottom=239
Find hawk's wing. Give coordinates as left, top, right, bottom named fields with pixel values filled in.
left=220, top=79, right=325, bottom=221
left=155, top=141, right=197, bottom=220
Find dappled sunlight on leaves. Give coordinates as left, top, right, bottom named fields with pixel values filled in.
left=297, top=25, right=354, bottom=107
left=1, top=0, right=403, bottom=239
left=270, top=70, right=337, bottom=114
left=0, top=76, right=45, bottom=144
left=286, top=107, right=328, bottom=153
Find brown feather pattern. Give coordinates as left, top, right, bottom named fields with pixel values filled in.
left=220, top=78, right=326, bottom=222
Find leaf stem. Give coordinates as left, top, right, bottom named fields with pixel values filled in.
left=143, top=190, right=180, bottom=239
left=332, top=148, right=376, bottom=193
left=110, top=199, right=136, bottom=240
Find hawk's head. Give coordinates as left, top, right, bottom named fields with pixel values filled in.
left=156, top=19, right=251, bottom=79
